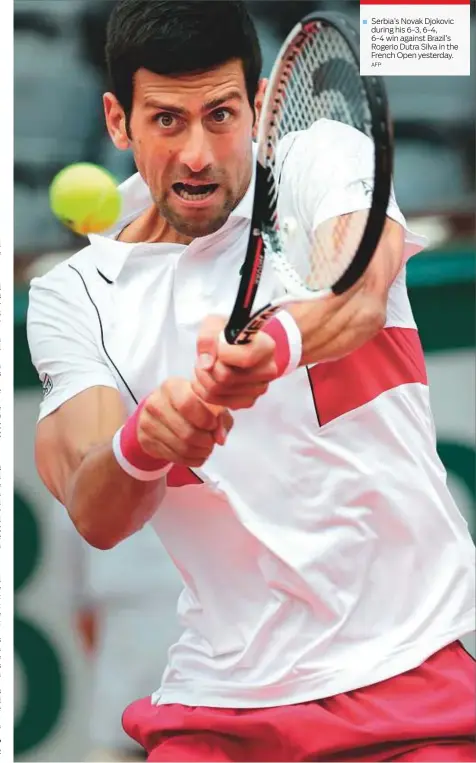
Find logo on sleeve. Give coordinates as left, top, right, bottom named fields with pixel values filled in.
left=361, top=180, right=373, bottom=197
left=40, top=373, right=53, bottom=397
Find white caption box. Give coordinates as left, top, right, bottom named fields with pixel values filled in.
left=360, top=3, right=471, bottom=76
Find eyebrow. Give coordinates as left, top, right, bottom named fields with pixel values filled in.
left=144, top=89, right=244, bottom=115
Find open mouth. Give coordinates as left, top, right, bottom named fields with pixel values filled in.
left=173, top=182, right=219, bottom=201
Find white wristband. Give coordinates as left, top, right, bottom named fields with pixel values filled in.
left=272, top=310, right=302, bottom=375
left=112, top=428, right=173, bottom=482
left=218, top=310, right=302, bottom=377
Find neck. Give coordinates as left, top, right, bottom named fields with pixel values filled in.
left=117, top=204, right=193, bottom=246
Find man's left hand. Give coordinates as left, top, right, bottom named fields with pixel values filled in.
left=192, top=316, right=278, bottom=409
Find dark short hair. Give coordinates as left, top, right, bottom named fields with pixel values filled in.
left=105, top=0, right=262, bottom=120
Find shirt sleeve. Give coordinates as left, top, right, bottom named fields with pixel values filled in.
left=279, top=119, right=428, bottom=265
left=27, top=265, right=118, bottom=421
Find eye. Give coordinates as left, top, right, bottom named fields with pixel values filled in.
left=155, top=113, right=177, bottom=129
left=211, top=108, right=232, bottom=124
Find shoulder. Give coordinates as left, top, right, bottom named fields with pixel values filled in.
left=278, top=119, right=369, bottom=175
left=29, top=244, right=97, bottom=295
left=27, top=244, right=102, bottom=331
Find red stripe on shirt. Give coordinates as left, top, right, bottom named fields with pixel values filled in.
left=308, top=327, right=427, bottom=426
left=167, top=465, right=203, bottom=487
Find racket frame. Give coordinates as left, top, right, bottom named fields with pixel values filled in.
left=224, top=11, right=393, bottom=345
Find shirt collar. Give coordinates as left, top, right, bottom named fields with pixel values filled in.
left=88, top=145, right=256, bottom=283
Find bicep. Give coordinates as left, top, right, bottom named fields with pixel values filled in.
left=36, top=386, right=126, bottom=505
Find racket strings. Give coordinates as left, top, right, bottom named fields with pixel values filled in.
left=309, top=212, right=368, bottom=290
left=264, top=22, right=375, bottom=292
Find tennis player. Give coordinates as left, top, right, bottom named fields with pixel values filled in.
left=27, top=2, right=476, bottom=761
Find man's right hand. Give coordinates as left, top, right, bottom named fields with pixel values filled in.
left=138, top=378, right=234, bottom=468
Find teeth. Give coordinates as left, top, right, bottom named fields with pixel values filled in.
left=178, top=188, right=214, bottom=201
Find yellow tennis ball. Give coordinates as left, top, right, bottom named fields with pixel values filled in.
left=49, top=163, right=122, bottom=235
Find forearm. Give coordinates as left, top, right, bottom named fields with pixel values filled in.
left=288, top=284, right=386, bottom=366
left=36, top=382, right=226, bottom=548
left=67, top=442, right=166, bottom=549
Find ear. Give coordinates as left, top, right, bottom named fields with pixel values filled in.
left=252, top=78, right=268, bottom=139
left=103, top=92, right=130, bottom=151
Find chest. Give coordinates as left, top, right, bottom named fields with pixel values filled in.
left=86, top=225, right=284, bottom=408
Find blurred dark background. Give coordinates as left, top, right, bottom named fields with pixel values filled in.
left=14, top=2, right=475, bottom=761
left=14, top=0, right=476, bottom=268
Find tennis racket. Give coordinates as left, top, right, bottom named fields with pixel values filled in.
left=223, top=11, right=393, bottom=345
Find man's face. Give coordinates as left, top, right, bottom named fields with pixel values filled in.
left=114, top=60, right=259, bottom=239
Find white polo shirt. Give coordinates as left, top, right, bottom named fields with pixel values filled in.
left=28, top=119, right=475, bottom=708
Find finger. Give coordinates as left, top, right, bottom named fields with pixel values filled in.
left=193, top=378, right=270, bottom=405
left=196, top=315, right=227, bottom=371
left=185, top=381, right=233, bottom=446
left=221, top=409, right=234, bottom=432
left=214, top=410, right=234, bottom=446
left=196, top=393, right=263, bottom=410
left=220, top=396, right=261, bottom=410
left=138, top=423, right=194, bottom=464
left=216, top=331, right=277, bottom=370
left=195, top=359, right=278, bottom=392
left=140, top=405, right=216, bottom=460
left=214, top=420, right=227, bottom=446
left=137, top=400, right=179, bottom=460
left=161, top=379, right=221, bottom=431
left=151, top=404, right=230, bottom=455
left=162, top=379, right=232, bottom=449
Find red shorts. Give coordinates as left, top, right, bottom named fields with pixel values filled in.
left=123, top=641, right=476, bottom=762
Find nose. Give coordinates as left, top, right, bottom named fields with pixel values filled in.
left=179, top=124, right=213, bottom=174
